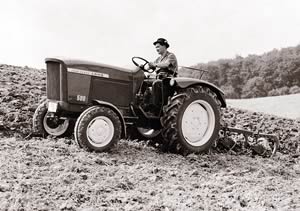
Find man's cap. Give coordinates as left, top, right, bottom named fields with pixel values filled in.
left=153, top=38, right=170, bottom=48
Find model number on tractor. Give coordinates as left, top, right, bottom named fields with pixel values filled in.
left=77, top=95, right=86, bottom=102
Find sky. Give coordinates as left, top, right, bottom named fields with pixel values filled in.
left=0, top=0, right=300, bottom=69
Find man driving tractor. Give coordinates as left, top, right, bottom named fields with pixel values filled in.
left=148, top=38, right=178, bottom=113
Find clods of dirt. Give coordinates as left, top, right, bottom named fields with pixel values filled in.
left=0, top=64, right=299, bottom=210
left=0, top=64, right=46, bottom=135
left=0, top=137, right=299, bottom=210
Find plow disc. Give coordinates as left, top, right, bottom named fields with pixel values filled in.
left=219, top=126, right=279, bottom=157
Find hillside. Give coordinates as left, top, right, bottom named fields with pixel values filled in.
left=228, top=94, right=300, bottom=119
left=0, top=63, right=299, bottom=210
left=180, top=44, right=300, bottom=99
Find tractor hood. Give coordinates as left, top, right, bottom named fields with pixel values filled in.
left=45, top=57, right=138, bottom=73
left=45, top=56, right=144, bottom=108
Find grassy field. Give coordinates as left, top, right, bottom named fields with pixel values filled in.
left=227, top=94, right=300, bottom=119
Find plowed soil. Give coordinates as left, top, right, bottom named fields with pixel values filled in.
left=0, top=64, right=299, bottom=210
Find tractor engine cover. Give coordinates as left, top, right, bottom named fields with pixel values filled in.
left=45, top=57, right=144, bottom=108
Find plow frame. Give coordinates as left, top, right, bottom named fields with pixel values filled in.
left=220, top=126, right=280, bottom=157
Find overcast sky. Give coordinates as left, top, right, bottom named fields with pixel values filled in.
left=0, top=0, right=300, bottom=69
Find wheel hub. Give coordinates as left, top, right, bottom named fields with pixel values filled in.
left=181, top=100, right=215, bottom=146
left=87, top=116, right=114, bottom=147
left=43, top=113, right=69, bottom=136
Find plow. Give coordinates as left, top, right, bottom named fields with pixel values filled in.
left=219, top=125, right=279, bottom=157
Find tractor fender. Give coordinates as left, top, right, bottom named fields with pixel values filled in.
left=92, top=100, right=127, bottom=138
left=173, top=77, right=226, bottom=107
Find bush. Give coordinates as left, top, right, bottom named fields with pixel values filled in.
left=241, top=77, right=267, bottom=98
left=268, top=89, right=280, bottom=96
left=221, top=85, right=240, bottom=99
left=289, top=85, right=300, bottom=94
left=277, top=86, right=290, bottom=95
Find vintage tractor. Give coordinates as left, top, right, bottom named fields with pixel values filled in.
left=32, top=56, right=226, bottom=153
left=33, top=57, right=278, bottom=155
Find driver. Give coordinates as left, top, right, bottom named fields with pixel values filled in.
left=149, top=38, right=178, bottom=78
left=148, top=38, right=178, bottom=113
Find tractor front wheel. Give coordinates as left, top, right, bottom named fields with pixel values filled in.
left=32, top=101, right=73, bottom=137
left=74, top=106, right=122, bottom=152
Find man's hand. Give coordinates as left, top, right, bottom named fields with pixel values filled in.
left=145, top=72, right=156, bottom=79
left=148, top=62, right=156, bottom=69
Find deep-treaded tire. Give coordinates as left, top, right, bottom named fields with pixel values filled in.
left=161, top=86, right=221, bottom=154
left=74, top=106, right=122, bottom=152
left=32, top=101, right=73, bottom=137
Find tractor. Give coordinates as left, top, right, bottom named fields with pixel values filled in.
left=32, top=56, right=228, bottom=153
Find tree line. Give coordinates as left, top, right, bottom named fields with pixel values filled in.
left=179, top=44, right=300, bottom=99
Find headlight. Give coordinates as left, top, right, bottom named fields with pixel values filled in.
left=169, top=78, right=175, bottom=86
left=48, top=102, right=58, bottom=113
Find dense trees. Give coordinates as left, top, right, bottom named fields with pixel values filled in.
left=179, top=45, right=300, bottom=99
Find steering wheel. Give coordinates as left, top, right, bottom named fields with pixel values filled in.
left=132, top=57, right=155, bottom=73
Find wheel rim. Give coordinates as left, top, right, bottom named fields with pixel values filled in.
left=181, top=100, right=215, bottom=147
left=43, top=113, right=69, bottom=136
left=86, top=116, right=114, bottom=147
left=137, top=128, right=161, bottom=139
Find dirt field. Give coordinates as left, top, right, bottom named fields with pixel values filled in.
left=0, top=64, right=299, bottom=210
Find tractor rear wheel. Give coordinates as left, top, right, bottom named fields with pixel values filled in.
left=74, top=106, right=122, bottom=152
left=32, top=101, right=73, bottom=137
left=161, top=86, right=221, bottom=154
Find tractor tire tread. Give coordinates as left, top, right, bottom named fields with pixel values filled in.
left=32, top=101, right=48, bottom=136
left=161, top=86, right=222, bottom=154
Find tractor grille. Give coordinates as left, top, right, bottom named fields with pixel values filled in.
left=46, top=62, right=60, bottom=100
